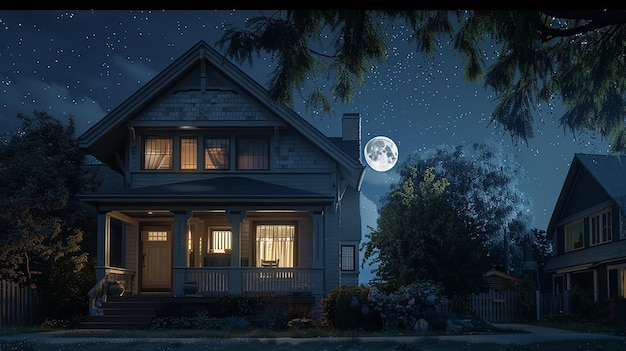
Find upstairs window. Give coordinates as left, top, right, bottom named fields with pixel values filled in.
left=590, top=209, right=612, bottom=245
left=237, top=137, right=269, bottom=170
left=204, top=137, right=230, bottom=170
left=180, top=137, right=197, bottom=170
left=144, top=137, right=173, bottom=170
left=565, top=220, right=584, bottom=251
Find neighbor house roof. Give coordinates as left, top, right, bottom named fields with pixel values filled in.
left=547, top=153, right=626, bottom=237
left=77, top=40, right=365, bottom=190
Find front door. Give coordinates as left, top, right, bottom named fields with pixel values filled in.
left=141, top=227, right=172, bottom=291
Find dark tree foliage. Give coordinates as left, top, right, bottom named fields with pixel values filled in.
left=0, top=111, right=100, bottom=286
left=402, top=141, right=534, bottom=275
left=217, top=10, right=626, bottom=153
left=362, top=166, right=490, bottom=296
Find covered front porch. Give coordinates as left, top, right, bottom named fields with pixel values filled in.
left=89, top=206, right=328, bottom=315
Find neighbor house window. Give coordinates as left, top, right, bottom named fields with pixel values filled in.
left=255, top=224, right=294, bottom=267
left=205, top=137, right=230, bottom=170
left=590, top=209, right=612, bottom=245
left=565, top=220, right=584, bottom=251
left=209, top=229, right=232, bottom=253
left=237, top=137, right=269, bottom=170
left=180, top=137, right=197, bottom=170
left=341, top=245, right=355, bottom=271
left=144, top=137, right=173, bottom=170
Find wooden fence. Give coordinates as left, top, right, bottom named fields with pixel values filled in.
left=442, top=290, right=521, bottom=323
left=441, top=290, right=573, bottom=323
left=0, top=279, right=42, bottom=327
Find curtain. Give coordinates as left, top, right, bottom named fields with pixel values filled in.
left=256, top=224, right=294, bottom=267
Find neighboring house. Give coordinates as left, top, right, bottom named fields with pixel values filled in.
left=77, top=40, right=365, bottom=306
left=544, top=153, right=626, bottom=303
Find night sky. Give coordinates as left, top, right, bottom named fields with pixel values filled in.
left=0, top=10, right=614, bottom=281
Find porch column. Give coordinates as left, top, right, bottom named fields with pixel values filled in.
left=310, top=210, right=325, bottom=299
left=226, top=210, right=245, bottom=294
left=95, top=212, right=107, bottom=282
left=172, top=211, right=191, bottom=296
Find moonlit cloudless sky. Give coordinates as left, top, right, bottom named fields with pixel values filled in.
left=0, top=10, right=614, bottom=282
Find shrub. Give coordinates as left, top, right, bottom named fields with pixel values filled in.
left=216, top=294, right=266, bottom=317
left=367, top=281, right=446, bottom=331
left=319, top=285, right=378, bottom=330
left=39, top=256, right=95, bottom=327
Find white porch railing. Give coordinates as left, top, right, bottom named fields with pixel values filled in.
left=184, top=268, right=319, bottom=295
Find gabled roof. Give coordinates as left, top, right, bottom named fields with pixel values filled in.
left=547, top=153, right=626, bottom=236
left=77, top=40, right=364, bottom=189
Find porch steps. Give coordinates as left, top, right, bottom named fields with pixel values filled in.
left=80, top=295, right=168, bottom=329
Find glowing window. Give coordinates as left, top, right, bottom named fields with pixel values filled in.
left=180, top=137, right=197, bottom=170
left=205, top=138, right=230, bottom=170
left=255, top=224, right=294, bottom=267
left=209, top=230, right=232, bottom=253
left=144, top=137, right=173, bottom=170
left=148, top=231, right=168, bottom=241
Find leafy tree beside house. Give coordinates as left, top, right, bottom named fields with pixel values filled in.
left=0, top=111, right=100, bottom=324
left=401, top=140, right=535, bottom=275
left=362, top=166, right=491, bottom=296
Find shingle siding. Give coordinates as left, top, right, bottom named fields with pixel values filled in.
left=137, top=90, right=271, bottom=122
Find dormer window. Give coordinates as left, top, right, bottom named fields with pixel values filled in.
left=144, top=137, right=173, bottom=170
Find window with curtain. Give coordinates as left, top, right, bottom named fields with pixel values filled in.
left=255, top=224, right=294, bottom=267
left=237, top=137, right=269, bottom=170
left=144, top=137, right=173, bottom=169
left=180, top=137, right=197, bottom=170
left=204, top=137, right=230, bottom=170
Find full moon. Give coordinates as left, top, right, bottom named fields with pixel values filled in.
left=364, top=136, right=399, bottom=172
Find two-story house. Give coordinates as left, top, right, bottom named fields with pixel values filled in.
left=544, top=153, right=626, bottom=306
left=77, top=41, right=365, bottom=310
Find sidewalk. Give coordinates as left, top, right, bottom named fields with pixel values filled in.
left=0, top=323, right=622, bottom=346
